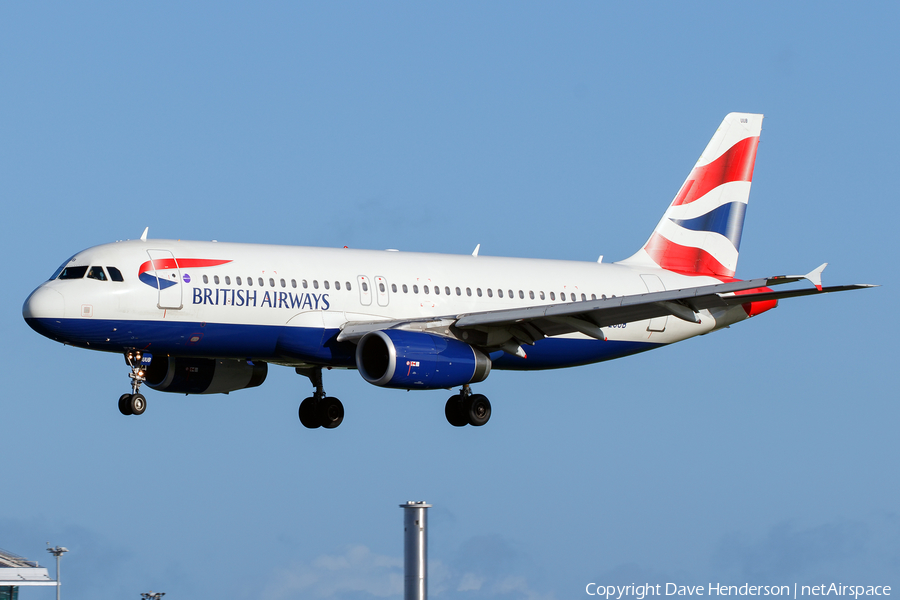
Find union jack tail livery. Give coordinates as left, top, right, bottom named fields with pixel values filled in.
left=620, top=112, right=763, bottom=278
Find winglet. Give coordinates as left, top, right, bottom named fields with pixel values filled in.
left=805, top=263, right=827, bottom=291
left=140, top=227, right=149, bottom=242
left=472, top=244, right=480, bottom=257
left=765, top=263, right=828, bottom=290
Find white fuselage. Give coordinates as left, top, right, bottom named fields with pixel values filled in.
left=23, top=239, right=751, bottom=371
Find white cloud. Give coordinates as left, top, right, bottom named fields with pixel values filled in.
left=259, top=534, right=558, bottom=599
left=456, top=572, right=485, bottom=591
left=490, top=575, right=557, bottom=600
left=260, top=544, right=402, bottom=599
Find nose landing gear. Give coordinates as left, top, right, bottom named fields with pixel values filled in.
left=296, top=366, right=344, bottom=429
left=118, top=349, right=148, bottom=416
left=445, top=384, right=491, bottom=427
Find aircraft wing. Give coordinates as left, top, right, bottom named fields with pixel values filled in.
left=336, top=267, right=874, bottom=353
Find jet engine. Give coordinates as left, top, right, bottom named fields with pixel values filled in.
left=356, top=329, right=491, bottom=390
left=144, top=356, right=268, bottom=394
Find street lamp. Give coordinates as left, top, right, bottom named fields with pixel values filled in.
left=141, top=592, right=165, bottom=600
left=46, top=545, right=68, bottom=600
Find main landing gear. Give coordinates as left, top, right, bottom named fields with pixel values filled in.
left=445, top=384, right=491, bottom=427
left=118, top=349, right=148, bottom=416
left=296, top=366, right=344, bottom=429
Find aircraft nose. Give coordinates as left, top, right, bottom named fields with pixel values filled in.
left=23, top=286, right=65, bottom=320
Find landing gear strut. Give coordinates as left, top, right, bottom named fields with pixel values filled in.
left=118, top=349, right=147, bottom=416
left=445, top=384, right=491, bottom=427
left=296, top=366, right=344, bottom=429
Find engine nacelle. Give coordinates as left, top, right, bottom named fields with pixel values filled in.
left=145, top=356, right=268, bottom=394
left=356, top=330, right=491, bottom=390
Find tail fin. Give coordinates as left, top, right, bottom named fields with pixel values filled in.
left=618, top=112, right=763, bottom=278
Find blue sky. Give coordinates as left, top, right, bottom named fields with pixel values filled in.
left=1, top=3, right=896, bottom=599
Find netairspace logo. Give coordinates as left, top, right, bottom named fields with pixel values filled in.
left=586, top=584, right=892, bottom=599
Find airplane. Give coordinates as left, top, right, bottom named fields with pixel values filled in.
left=22, top=113, right=873, bottom=429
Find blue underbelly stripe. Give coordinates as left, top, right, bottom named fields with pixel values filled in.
left=25, top=317, right=661, bottom=370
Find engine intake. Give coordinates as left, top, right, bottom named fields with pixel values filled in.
left=145, top=356, right=268, bottom=395
left=356, top=330, right=491, bottom=390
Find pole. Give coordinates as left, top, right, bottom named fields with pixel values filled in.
left=399, top=501, right=431, bottom=600
left=46, top=546, right=68, bottom=600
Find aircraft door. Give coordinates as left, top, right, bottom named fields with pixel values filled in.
left=357, top=275, right=372, bottom=306
left=146, top=249, right=183, bottom=309
left=640, top=274, right=667, bottom=332
left=374, top=276, right=389, bottom=307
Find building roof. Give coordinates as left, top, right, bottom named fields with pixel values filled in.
left=0, top=548, right=56, bottom=587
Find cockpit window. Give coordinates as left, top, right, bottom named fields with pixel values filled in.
left=58, top=265, right=88, bottom=280
left=49, top=255, right=77, bottom=280
left=87, top=266, right=108, bottom=281
left=107, top=267, right=124, bottom=282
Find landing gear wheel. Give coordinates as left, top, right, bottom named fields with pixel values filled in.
left=299, top=397, right=320, bottom=429
left=129, top=393, right=147, bottom=416
left=465, top=394, right=491, bottom=426
left=118, top=394, right=134, bottom=416
left=318, top=397, right=344, bottom=429
left=445, top=395, right=468, bottom=427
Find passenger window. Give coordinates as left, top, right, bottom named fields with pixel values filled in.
left=591, top=294, right=596, bottom=300
left=237, top=277, right=242, bottom=285
left=540, top=291, right=545, bottom=300
left=433, top=286, right=439, bottom=295
left=107, top=267, right=124, bottom=282
left=402, top=284, right=408, bottom=293
left=445, top=286, right=451, bottom=295
left=455, top=287, right=461, bottom=296
left=519, top=290, right=524, bottom=299
left=412, top=285, right=418, bottom=294
left=225, top=276, right=231, bottom=285
left=346, top=282, right=352, bottom=291
left=248, top=277, right=253, bottom=286
left=214, top=275, right=220, bottom=285
left=391, top=283, right=397, bottom=293
left=378, top=282, right=385, bottom=293
left=581, top=293, right=586, bottom=301
left=550, top=292, right=555, bottom=300
left=498, top=289, right=503, bottom=298
left=571, top=293, right=576, bottom=301
left=314, top=280, right=319, bottom=289
left=509, top=290, right=514, bottom=298
left=281, top=278, right=286, bottom=288
left=324, top=281, right=330, bottom=290
left=203, top=275, right=209, bottom=284
left=269, top=278, right=275, bottom=287
left=87, top=266, right=108, bottom=281
left=487, top=289, right=493, bottom=298
left=362, top=282, right=368, bottom=292
left=336, top=281, right=342, bottom=291
left=258, top=277, right=264, bottom=286
left=424, top=286, right=429, bottom=295
left=529, top=291, right=534, bottom=299
left=477, top=288, right=482, bottom=297
left=466, top=287, right=472, bottom=296
left=291, top=279, right=297, bottom=288
left=302, top=280, right=308, bottom=289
